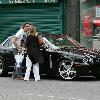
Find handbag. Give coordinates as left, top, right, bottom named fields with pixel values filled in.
left=14, top=53, right=24, bottom=68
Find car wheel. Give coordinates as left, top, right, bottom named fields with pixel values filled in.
left=0, top=56, right=7, bottom=76
left=59, top=59, right=76, bottom=80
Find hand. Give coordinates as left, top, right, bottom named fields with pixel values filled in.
left=18, top=47, right=22, bottom=53
left=38, top=36, right=45, bottom=45
left=22, top=47, right=26, bottom=51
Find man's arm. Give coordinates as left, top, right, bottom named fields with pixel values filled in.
left=12, top=36, right=22, bottom=52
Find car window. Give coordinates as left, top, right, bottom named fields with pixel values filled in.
left=54, top=38, right=74, bottom=46
left=45, top=35, right=74, bottom=47
left=2, top=37, right=12, bottom=48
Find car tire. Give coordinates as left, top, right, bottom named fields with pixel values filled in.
left=0, top=56, right=8, bottom=76
left=58, top=59, right=77, bottom=80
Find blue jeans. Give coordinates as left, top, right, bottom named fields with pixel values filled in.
left=13, top=48, right=23, bottom=78
left=15, top=63, right=22, bottom=78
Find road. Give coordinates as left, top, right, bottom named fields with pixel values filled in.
left=0, top=76, right=100, bottom=100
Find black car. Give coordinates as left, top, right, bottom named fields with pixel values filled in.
left=0, top=34, right=100, bottom=80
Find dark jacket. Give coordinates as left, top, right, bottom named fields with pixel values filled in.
left=26, top=35, right=44, bottom=64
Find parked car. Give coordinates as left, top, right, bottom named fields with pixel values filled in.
left=0, top=34, right=100, bottom=80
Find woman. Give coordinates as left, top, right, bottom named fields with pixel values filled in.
left=24, top=26, right=44, bottom=81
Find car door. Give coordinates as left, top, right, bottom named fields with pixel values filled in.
left=0, top=36, right=15, bottom=71
left=40, top=48, right=59, bottom=75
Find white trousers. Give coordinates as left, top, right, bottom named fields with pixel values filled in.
left=24, top=55, right=32, bottom=80
left=33, top=63, right=40, bottom=81
left=24, top=55, right=40, bottom=81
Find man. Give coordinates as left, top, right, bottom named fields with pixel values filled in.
left=12, top=22, right=31, bottom=79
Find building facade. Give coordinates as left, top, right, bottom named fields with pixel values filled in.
left=0, top=0, right=80, bottom=43
left=80, top=0, right=100, bottom=49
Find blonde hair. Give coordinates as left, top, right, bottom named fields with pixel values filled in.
left=30, top=25, right=38, bottom=36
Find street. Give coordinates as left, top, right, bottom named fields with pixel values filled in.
left=0, top=76, right=100, bottom=100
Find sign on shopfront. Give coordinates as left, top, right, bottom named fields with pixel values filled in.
left=0, top=0, right=58, bottom=4
left=96, top=6, right=100, bottom=17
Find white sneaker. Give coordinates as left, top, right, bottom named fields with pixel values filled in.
left=35, top=79, right=40, bottom=81
left=24, top=77, right=29, bottom=81
left=34, top=78, right=40, bottom=81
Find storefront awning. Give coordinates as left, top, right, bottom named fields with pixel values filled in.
left=93, top=20, right=100, bottom=26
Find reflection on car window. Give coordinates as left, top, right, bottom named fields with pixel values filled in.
left=3, top=38, right=12, bottom=48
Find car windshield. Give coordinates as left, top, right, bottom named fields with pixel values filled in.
left=65, top=35, right=83, bottom=47
left=42, top=37, right=60, bottom=50
left=1, top=36, right=13, bottom=49
left=1, top=34, right=83, bottom=50
left=43, top=35, right=83, bottom=48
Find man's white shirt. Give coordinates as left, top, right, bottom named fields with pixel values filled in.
left=12, top=29, right=27, bottom=48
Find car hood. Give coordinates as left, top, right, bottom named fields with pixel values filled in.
left=60, top=47, right=100, bottom=57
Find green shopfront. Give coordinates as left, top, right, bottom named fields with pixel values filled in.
left=0, top=0, right=64, bottom=43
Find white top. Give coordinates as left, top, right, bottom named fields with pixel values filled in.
left=12, top=29, right=27, bottom=48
